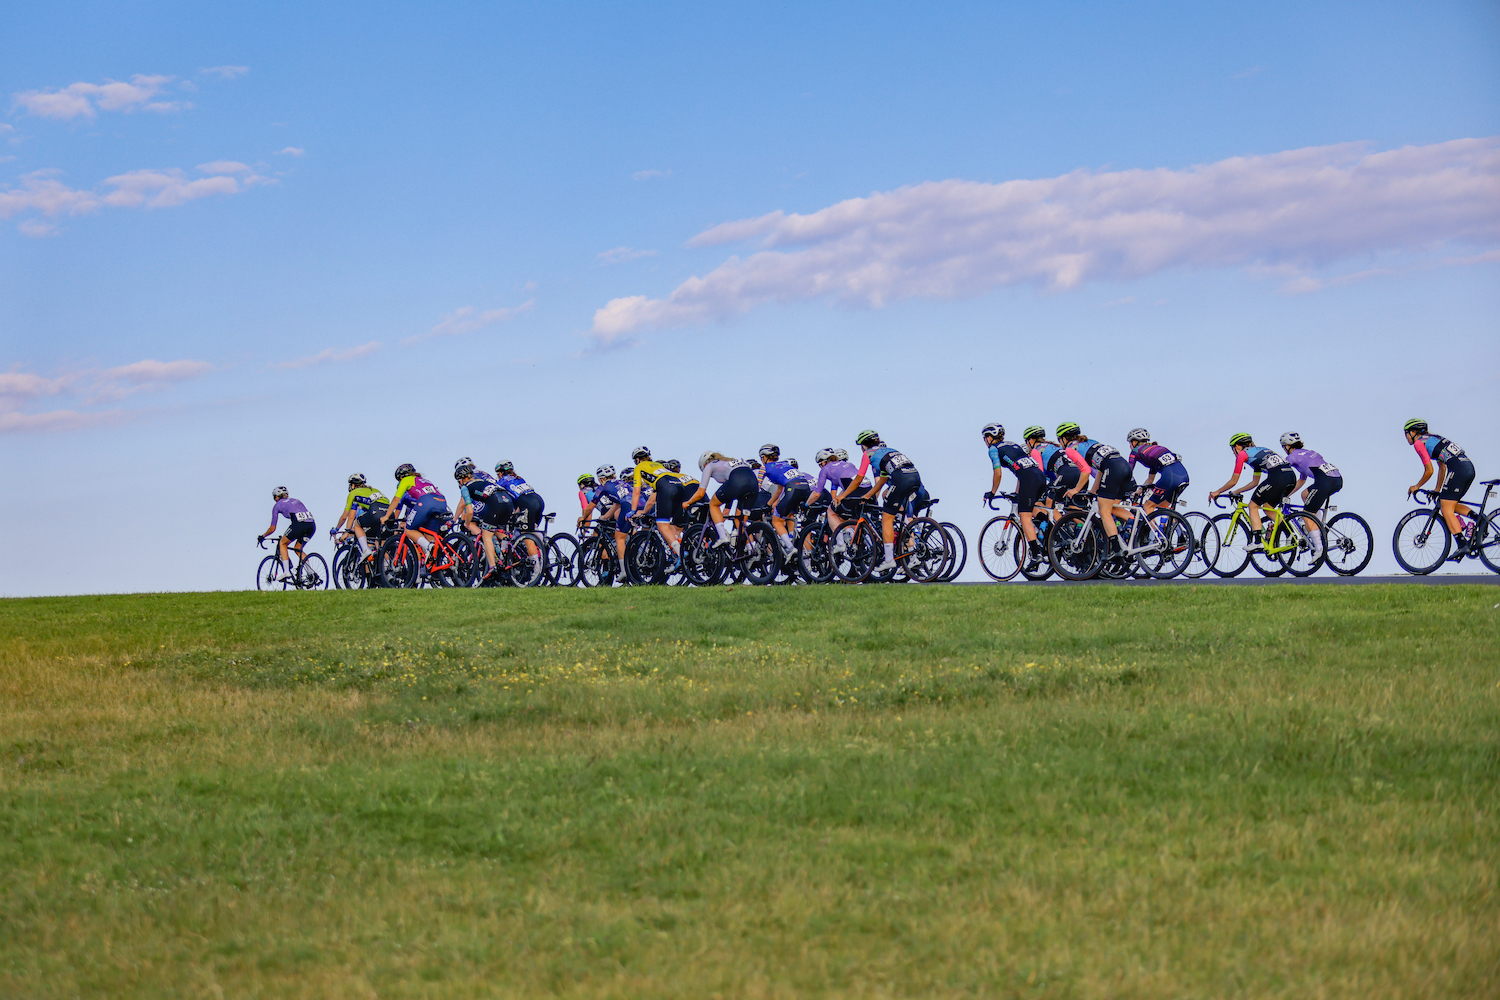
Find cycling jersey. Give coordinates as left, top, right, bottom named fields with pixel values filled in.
left=1072, top=438, right=1120, bottom=466
left=460, top=471, right=507, bottom=508
left=764, top=459, right=812, bottom=487
left=700, top=458, right=752, bottom=484
left=988, top=441, right=1039, bottom=473
left=270, top=497, right=313, bottom=529
left=1414, top=434, right=1465, bottom=465
left=855, top=446, right=916, bottom=482
left=495, top=473, right=535, bottom=498
left=393, top=474, right=446, bottom=508
left=1127, top=444, right=1182, bottom=475
left=813, top=460, right=857, bottom=495
left=344, top=486, right=389, bottom=515
left=1285, top=448, right=1340, bottom=480
left=579, top=486, right=598, bottom=512
left=1044, top=445, right=1089, bottom=479
left=632, top=460, right=679, bottom=490
left=1233, top=446, right=1290, bottom=476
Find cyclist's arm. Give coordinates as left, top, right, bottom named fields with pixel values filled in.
left=862, top=474, right=888, bottom=501
left=1064, top=449, right=1090, bottom=497
left=768, top=483, right=784, bottom=509
left=1409, top=441, right=1435, bottom=493
left=1232, top=472, right=1261, bottom=497
left=835, top=455, right=871, bottom=504
left=990, top=466, right=1004, bottom=495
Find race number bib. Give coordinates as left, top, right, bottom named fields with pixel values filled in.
left=294, top=511, right=314, bottom=522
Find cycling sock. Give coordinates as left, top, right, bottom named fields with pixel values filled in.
left=715, top=522, right=732, bottom=542
left=883, top=542, right=895, bottom=562
left=357, top=538, right=370, bottom=557
left=416, top=535, right=433, bottom=554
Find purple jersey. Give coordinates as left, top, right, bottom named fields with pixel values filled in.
left=1128, top=443, right=1181, bottom=474
left=814, top=460, right=857, bottom=495
left=1286, top=448, right=1339, bottom=479
left=270, top=497, right=311, bottom=529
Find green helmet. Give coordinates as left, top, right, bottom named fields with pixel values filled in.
left=1229, top=432, right=1253, bottom=448
left=1403, top=418, right=1427, bottom=435
left=1055, top=422, right=1081, bottom=439
left=576, top=473, right=596, bottom=487
left=1023, top=425, right=1046, bottom=441
left=855, top=428, right=881, bottom=446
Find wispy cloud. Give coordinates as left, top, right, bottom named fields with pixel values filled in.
left=276, top=146, right=304, bottom=157
left=196, top=160, right=251, bottom=175
left=11, top=74, right=188, bottom=119
left=1233, top=66, right=1263, bottom=79
left=597, top=246, right=657, bottom=264
left=0, top=359, right=213, bottom=434
left=591, top=137, right=1500, bottom=339
left=17, top=219, right=57, bottom=238
left=632, top=168, right=671, bottom=181
left=401, top=300, right=535, bottom=346
left=1, top=163, right=268, bottom=228
left=1281, top=247, right=1500, bottom=294
left=200, top=65, right=249, bottom=79
left=272, top=341, right=382, bottom=370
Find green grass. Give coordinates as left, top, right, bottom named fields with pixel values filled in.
left=1, top=585, right=1497, bottom=998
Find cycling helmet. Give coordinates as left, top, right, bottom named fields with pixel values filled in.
left=1022, top=426, right=1046, bottom=442
left=834, top=448, right=848, bottom=461
left=453, top=457, right=476, bottom=480
left=631, top=445, right=651, bottom=462
left=814, top=447, right=834, bottom=464
left=663, top=459, right=681, bottom=473
left=1403, top=418, right=1428, bottom=435
left=748, top=459, right=762, bottom=470
left=698, top=450, right=717, bottom=470
left=981, top=422, right=1004, bottom=441
left=272, top=486, right=289, bottom=500
left=394, top=463, right=416, bottom=481
left=788, top=458, right=799, bottom=469
left=347, top=473, right=366, bottom=488
left=1279, top=431, right=1302, bottom=450
left=1127, top=427, right=1150, bottom=444
left=1229, top=432, right=1254, bottom=448
left=596, top=464, right=616, bottom=481
left=759, top=443, right=779, bottom=459
left=577, top=473, right=596, bottom=487
left=855, top=429, right=881, bottom=447
left=494, top=460, right=515, bottom=476
left=1055, top=422, right=1081, bottom=440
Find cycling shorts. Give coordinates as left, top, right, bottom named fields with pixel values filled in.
left=511, top=492, right=545, bottom=529
left=653, top=476, right=692, bottom=525
left=408, top=498, right=449, bottom=533
left=1251, top=467, right=1296, bottom=507
left=1047, top=466, right=1081, bottom=501
left=282, top=516, right=315, bottom=543
left=1302, top=470, right=1342, bottom=514
left=882, top=467, right=922, bottom=514
left=774, top=483, right=811, bottom=518
left=715, top=466, right=759, bottom=509
left=355, top=508, right=384, bottom=532
left=1094, top=456, right=1133, bottom=501
left=1014, top=467, right=1046, bottom=514
left=474, top=495, right=515, bottom=530
left=1438, top=457, right=1475, bottom=502
left=1148, top=465, right=1189, bottom=506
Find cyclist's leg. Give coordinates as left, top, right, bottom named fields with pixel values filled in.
left=480, top=528, right=498, bottom=570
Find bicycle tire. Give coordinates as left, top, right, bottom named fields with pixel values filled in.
left=797, top=523, right=836, bottom=584
left=940, top=522, right=967, bottom=581
left=1210, top=513, right=1251, bottom=578
left=1324, top=512, right=1373, bottom=576
left=379, top=538, right=418, bottom=588
left=295, top=552, right=329, bottom=590
left=1138, top=509, right=1195, bottom=579
left=1276, top=511, right=1326, bottom=577
left=1020, top=516, right=1054, bottom=581
left=255, top=554, right=285, bottom=591
left=546, top=534, right=581, bottom=587
left=1047, top=512, right=1104, bottom=581
left=899, top=516, right=949, bottom=583
left=577, top=536, right=614, bottom=588
left=978, top=515, right=1022, bottom=582
left=1182, top=512, right=1218, bottom=579
left=1392, top=509, right=1449, bottom=575
left=832, top=520, right=878, bottom=582
left=508, top=532, right=549, bottom=586
left=1249, top=519, right=1286, bottom=577
left=741, top=522, right=782, bottom=585
left=1479, top=512, right=1500, bottom=574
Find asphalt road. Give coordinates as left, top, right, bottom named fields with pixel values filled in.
left=957, top=574, right=1498, bottom=586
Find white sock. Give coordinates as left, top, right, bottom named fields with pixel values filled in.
left=716, top=522, right=732, bottom=541
left=357, top=538, right=370, bottom=557
left=416, top=535, right=432, bottom=554
left=777, top=531, right=790, bottom=544
left=669, top=540, right=681, bottom=556
left=883, top=542, right=895, bottom=562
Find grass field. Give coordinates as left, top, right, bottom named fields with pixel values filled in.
left=2, top=584, right=1497, bottom=998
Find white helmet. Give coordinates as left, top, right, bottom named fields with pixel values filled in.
left=814, top=447, right=834, bottom=464
left=834, top=448, right=848, bottom=461
left=981, top=422, right=1004, bottom=441
left=1279, top=431, right=1303, bottom=449
left=698, top=450, right=717, bottom=471
left=595, top=464, right=616, bottom=481
left=1127, top=427, right=1151, bottom=444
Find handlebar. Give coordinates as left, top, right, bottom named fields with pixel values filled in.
left=1210, top=494, right=1237, bottom=510
left=983, top=492, right=1017, bottom=510
left=1410, top=488, right=1437, bottom=503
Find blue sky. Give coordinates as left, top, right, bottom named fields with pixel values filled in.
left=2, top=1, right=1498, bottom=594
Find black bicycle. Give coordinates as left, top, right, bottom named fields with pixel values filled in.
left=1393, top=480, right=1500, bottom=575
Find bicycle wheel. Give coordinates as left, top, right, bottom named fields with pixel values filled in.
left=741, top=522, right=782, bottom=585
left=1324, top=512, right=1373, bottom=576
left=508, top=532, right=549, bottom=586
left=379, top=538, right=418, bottom=588
left=547, top=534, right=581, bottom=587
left=1249, top=520, right=1286, bottom=577
left=295, top=552, right=329, bottom=590
left=797, top=524, right=836, bottom=583
left=899, top=516, right=950, bottom=583
left=1392, top=509, right=1449, bottom=575
left=978, top=515, right=1022, bottom=582
left=1276, top=512, right=1326, bottom=577
left=940, top=522, right=967, bottom=581
left=577, top=537, right=612, bottom=587
left=1047, top=513, right=1104, bottom=581
left=1210, top=514, right=1252, bottom=578
left=833, top=520, right=879, bottom=582
left=255, top=554, right=286, bottom=591
left=680, top=525, right=721, bottom=585
left=1138, top=509, right=1195, bottom=579
left=1020, top=519, right=1054, bottom=581
left=1180, top=512, right=1217, bottom=579
left=1478, top=512, right=1500, bottom=574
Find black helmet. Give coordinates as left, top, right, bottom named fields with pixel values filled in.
left=347, top=473, right=366, bottom=488
left=577, top=473, right=596, bottom=487
left=788, top=458, right=798, bottom=469
left=453, top=457, right=476, bottom=480
left=631, top=445, right=651, bottom=462
left=663, top=458, right=681, bottom=473
left=394, top=463, right=416, bottom=481
left=494, top=460, right=515, bottom=476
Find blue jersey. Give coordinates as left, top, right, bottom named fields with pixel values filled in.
left=865, top=446, right=916, bottom=478
left=988, top=441, right=1039, bottom=474
left=764, top=459, right=812, bottom=487
left=596, top=479, right=631, bottom=511
left=460, top=470, right=503, bottom=506
left=496, top=472, right=535, bottom=499
left=1236, top=446, right=1290, bottom=475
left=1415, top=434, right=1465, bottom=464
left=1075, top=438, right=1123, bottom=466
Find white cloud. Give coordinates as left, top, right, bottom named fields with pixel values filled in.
left=17, top=219, right=58, bottom=237
left=201, top=66, right=249, bottom=79
left=0, top=359, right=213, bottom=433
left=0, top=164, right=265, bottom=220
left=102, top=169, right=255, bottom=209
left=591, top=138, right=1500, bottom=338
left=272, top=341, right=383, bottom=370
left=276, top=146, right=304, bottom=157
left=196, top=160, right=251, bottom=175
left=402, top=301, right=535, bottom=346
left=597, top=246, right=657, bottom=264
left=632, top=169, right=671, bottom=181
left=11, top=74, right=186, bottom=119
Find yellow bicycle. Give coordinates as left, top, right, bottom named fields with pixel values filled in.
left=1210, top=494, right=1326, bottom=577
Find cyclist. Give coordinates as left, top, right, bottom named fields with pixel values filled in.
left=1057, top=423, right=1133, bottom=556
left=696, top=451, right=759, bottom=547
left=576, top=472, right=598, bottom=525
left=579, top=464, right=633, bottom=572
left=493, top=461, right=546, bottom=533
left=983, top=423, right=1047, bottom=569
left=1404, top=418, right=1477, bottom=559
left=331, top=473, right=388, bottom=561
left=1032, top=427, right=1090, bottom=514
left=810, top=447, right=860, bottom=536
left=628, top=445, right=693, bottom=564
left=258, top=486, right=315, bottom=582
left=455, top=458, right=515, bottom=579
left=835, top=429, right=923, bottom=574
left=761, top=443, right=814, bottom=557
left=1209, top=433, right=1295, bottom=553
left=663, top=459, right=705, bottom=520
left=382, top=463, right=451, bottom=566
left=1126, top=428, right=1190, bottom=515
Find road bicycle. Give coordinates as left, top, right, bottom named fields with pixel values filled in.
left=576, top=520, right=630, bottom=587
left=1209, top=494, right=1325, bottom=578
left=376, top=518, right=474, bottom=588
left=1318, top=502, right=1374, bottom=576
left=255, top=537, right=328, bottom=591
left=675, top=503, right=780, bottom=586
left=1046, top=491, right=1196, bottom=581
left=825, top=497, right=951, bottom=584
left=1392, top=480, right=1500, bottom=575
left=978, top=493, right=1050, bottom=582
